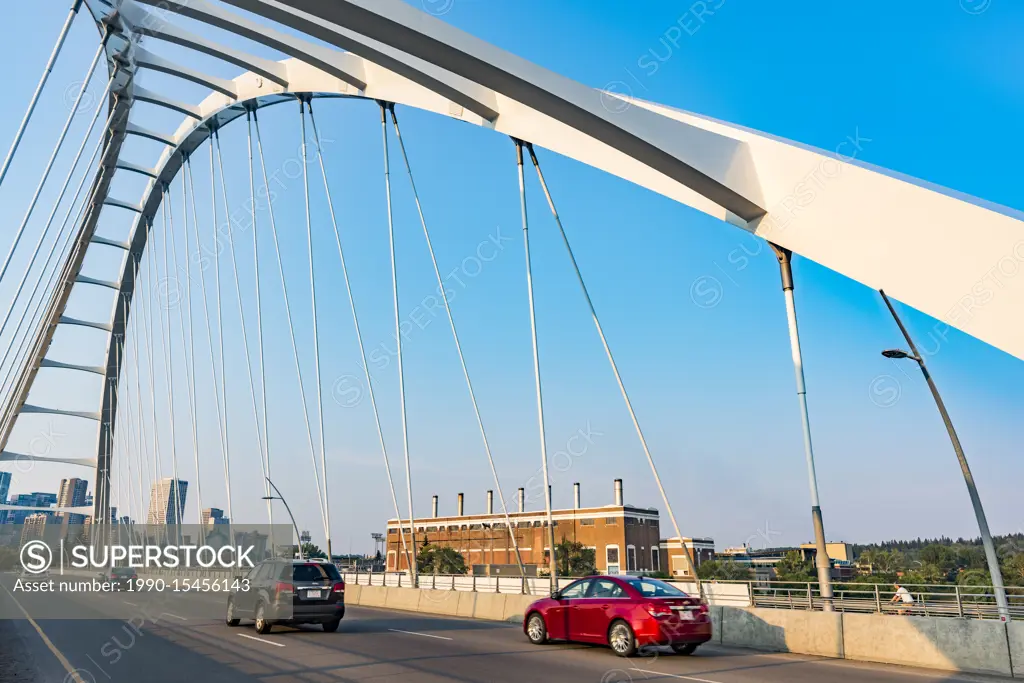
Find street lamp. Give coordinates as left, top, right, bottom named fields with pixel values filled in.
left=263, top=477, right=304, bottom=561
left=878, top=289, right=1009, bottom=621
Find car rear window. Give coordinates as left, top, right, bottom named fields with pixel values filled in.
left=112, top=567, right=136, bottom=576
left=292, top=563, right=341, bottom=581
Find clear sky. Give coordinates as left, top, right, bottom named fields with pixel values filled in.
left=0, top=0, right=1021, bottom=555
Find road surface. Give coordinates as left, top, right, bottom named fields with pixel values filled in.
left=0, top=573, right=1003, bottom=683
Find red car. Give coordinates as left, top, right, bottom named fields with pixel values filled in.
left=523, top=575, right=712, bottom=657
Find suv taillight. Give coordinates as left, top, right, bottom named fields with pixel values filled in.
left=275, top=582, right=293, bottom=599
left=332, top=581, right=345, bottom=594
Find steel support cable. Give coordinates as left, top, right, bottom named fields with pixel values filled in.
left=143, top=218, right=166, bottom=511
left=378, top=102, right=417, bottom=585
left=0, top=26, right=111, bottom=288
left=513, top=139, right=559, bottom=592
left=160, top=192, right=185, bottom=532
left=305, top=103, right=412, bottom=575
left=299, top=100, right=333, bottom=558
left=385, top=106, right=527, bottom=579
left=178, top=161, right=206, bottom=541
left=0, top=103, right=116, bottom=410
left=0, top=75, right=118, bottom=351
left=252, top=111, right=328, bottom=532
left=0, top=0, right=83, bottom=190
left=207, top=137, right=233, bottom=526
left=526, top=144, right=701, bottom=581
left=245, top=113, right=275, bottom=529
left=215, top=128, right=270, bottom=526
left=126, top=275, right=151, bottom=526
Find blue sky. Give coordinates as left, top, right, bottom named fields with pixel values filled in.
left=0, top=0, right=1021, bottom=555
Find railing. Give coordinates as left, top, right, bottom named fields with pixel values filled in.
left=341, top=572, right=1024, bottom=621
left=714, top=580, right=1024, bottom=621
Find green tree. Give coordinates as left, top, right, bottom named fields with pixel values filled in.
left=1002, top=554, right=1024, bottom=585
left=554, top=538, right=596, bottom=577
left=696, top=559, right=751, bottom=581
left=417, top=544, right=467, bottom=575
left=301, top=542, right=327, bottom=559
left=919, top=544, right=955, bottom=572
left=774, top=551, right=814, bottom=582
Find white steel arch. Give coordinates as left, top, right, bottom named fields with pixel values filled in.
left=2, top=0, right=1022, bottom=523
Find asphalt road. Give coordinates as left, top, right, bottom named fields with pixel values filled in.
left=0, top=573, right=1005, bottom=683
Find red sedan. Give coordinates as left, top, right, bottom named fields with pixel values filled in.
left=523, top=575, right=712, bottom=657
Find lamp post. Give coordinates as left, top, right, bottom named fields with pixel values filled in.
left=263, top=477, right=304, bottom=561
left=878, top=290, right=1009, bottom=621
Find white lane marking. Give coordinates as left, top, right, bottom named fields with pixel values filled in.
left=122, top=600, right=138, bottom=607
left=632, top=669, right=722, bottom=683
left=237, top=633, right=285, bottom=648
left=161, top=612, right=188, bottom=621
left=388, top=628, right=453, bottom=641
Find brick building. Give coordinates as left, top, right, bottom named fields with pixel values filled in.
left=386, top=480, right=710, bottom=576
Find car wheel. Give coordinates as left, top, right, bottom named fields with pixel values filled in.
left=608, top=620, right=637, bottom=657
left=225, top=599, right=240, bottom=627
left=672, top=643, right=699, bottom=655
left=525, top=613, right=548, bottom=645
left=254, top=602, right=272, bottom=634
left=322, top=619, right=341, bottom=633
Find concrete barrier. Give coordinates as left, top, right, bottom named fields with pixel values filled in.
left=842, top=613, right=1011, bottom=677
left=417, top=589, right=462, bottom=616
left=456, top=590, right=476, bottom=618
left=502, top=595, right=535, bottom=622
left=472, top=593, right=507, bottom=621
left=721, top=607, right=843, bottom=658
left=358, top=585, right=388, bottom=608
left=709, top=606, right=723, bottom=644
left=384, top=587, right=422, bottom=612
left=1008, top=620, right=1023, bottom=678
left=345, top=584, right=362, bottom=605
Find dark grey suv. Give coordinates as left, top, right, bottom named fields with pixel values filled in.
left=226, top=558, right=345, bottom=633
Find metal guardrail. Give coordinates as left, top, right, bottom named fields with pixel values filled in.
left=713, top=580, right=1024, bottom=621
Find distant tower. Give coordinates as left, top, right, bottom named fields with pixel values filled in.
left=146, top=479, right=188, bottom=524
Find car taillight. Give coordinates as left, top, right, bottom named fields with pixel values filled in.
left=332, top=582, right=345, bottom=593
left=644, top=603, right=673, bottom=618
left=698, top=602, right=709, bottom=615
left=275, top=582, right=293, bottom=599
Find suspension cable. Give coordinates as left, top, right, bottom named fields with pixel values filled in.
left=0, top=75, right=118, bottom=348
left=0, top=25, right=111, bottom=288
left=143, top=218, right=165, bottom=522
left=244, top=112, right=274, bottom=532
left=386, top=105, right=527, bottom=579
left=0, top=100, right=118, bottom=409
left=252, top=110, right=328, bottom=535
left=378, top=101, right=418, bottom=585
left=527, top=144, right=700, bottom=580
left=178, top=160, right=206, bottom=541
left=306, top=100, right=413, bottom=577
left=208, top=134, right=233, bottom=527
left=0, top=0, right=84, bottom=190
left=160, top=189, right=185, bottom=533
left=513, top=138, right=559, bottom=593
left=216, top=126, right=271, bottom=527
left=298, top=99, right=333, bottom=558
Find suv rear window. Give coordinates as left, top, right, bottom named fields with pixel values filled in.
left=293, top=563, right=341, bottom=582
left=112, top=567, right=136, bottom=576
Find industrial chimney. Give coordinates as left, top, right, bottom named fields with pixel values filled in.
left=457, top=492, right=465, bottom=516
left=614, top=478, right=623, bottom=506
left=518, top=488, right=525, bottom=513
left=487, top=490, right=494, bottom=515
left=574, top=482, right=581, bottom=509
left=432, top=495, right=439, bottom=518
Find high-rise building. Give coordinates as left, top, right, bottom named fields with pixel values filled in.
left=0, top=471, right=11, bottom=508
left=4, top=492, right=57, bottom=525
left=57, top=478, right=89, bottom=526
left=21, top=513, right=51, bottom=544
left=202, top=508, right=228, bottom=526
left=146, top=479, right=188, bottom=524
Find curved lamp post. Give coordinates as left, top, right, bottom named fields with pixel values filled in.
left=263, top=477, right=304, bottom=561
left=879, top=290, right=1008, bottom=621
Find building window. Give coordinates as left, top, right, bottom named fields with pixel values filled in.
left=652, top=547, right=661, bottom=572
left=426, top=526, right=438, bottom=532
left=388, top=528, right=397, bottom=535
left=469, top=524, right=483, bottom=530
left=387, top=550, right=397, bottom=570
left=605, top=517, right=618, bottom=526
left=606, top=545, right=620, bottom=575
left=626, top=545, right=637, bottom=571
left=579, top=518, right=595, bottom=526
